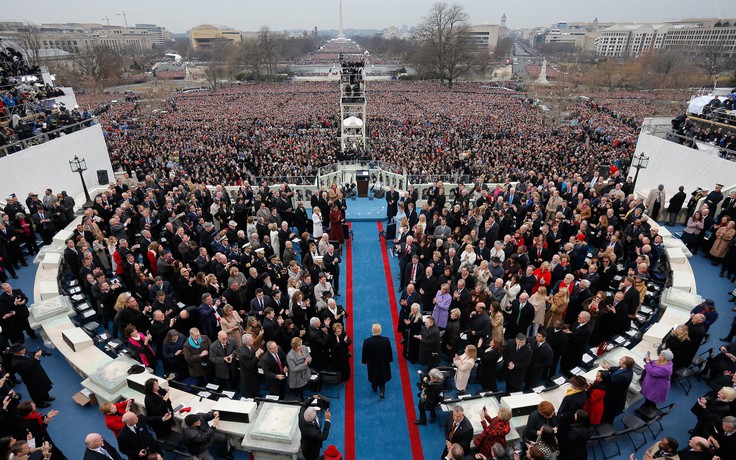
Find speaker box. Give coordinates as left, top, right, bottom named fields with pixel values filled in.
left=97, top=169, right=109, bottom=185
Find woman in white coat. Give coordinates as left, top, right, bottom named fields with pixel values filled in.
left=312, top=206, right=323, bottom=238
left=500, top=274, right=521, bottom=313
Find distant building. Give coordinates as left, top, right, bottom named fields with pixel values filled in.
left=188, top=24, right=242, bottom=50
left=594, top=19, right=736, bottom=58
left=0, top=22, right=168, bottom=54
left=465, top=24, right=504, bottom=52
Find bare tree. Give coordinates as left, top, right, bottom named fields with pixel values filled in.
left=76, top=45, right=123, bottom=92
left=202, top=39, right=235, bottom=89
left=258, top=26, right=281, bottom=81
left=17, top=22, right=43, bottom=69
left=413, top=2, right=475, bottom=88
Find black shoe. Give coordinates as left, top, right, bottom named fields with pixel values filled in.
left=721, top=272, right=726, bottom=278
left=371, top=385, right=377, bottom=393
left=11, top=275, right=18, bottom=279
left=728, top=296, right=736, bottom=302
left=28, top=333, right=38, bottom=339
left=429, top=416, right=436, bottom=423
left=721, top=338, right=732, bottom=342
left=414, top=419, right=426, bottom=425
left=13, top=265, right=20, bottom=270
left=380, top=392, right=385, bottom=399
left=36, top=402, right=50, bottom=409
left=21, top=262, right=28, bottom=267
left=46, top=396, right=55, bottom=401
left=688, top=429, right=695, bottom=435
left=705, top=334, right=711, bottom=342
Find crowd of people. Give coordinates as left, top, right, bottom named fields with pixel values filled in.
left=83, top=80, right=692, bottom=187
left=0, top=167, right=357, bottom=458
left=383, top=170, right=736, bottom=459
left=0, top=75, right=729, bottom=460
left=0, top=42, right=90, bottom=152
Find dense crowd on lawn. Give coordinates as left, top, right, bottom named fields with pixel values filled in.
left=81, top=81, right=678, bottom=186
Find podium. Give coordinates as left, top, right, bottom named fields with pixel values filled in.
left=356, top=170, right=370, bottom=197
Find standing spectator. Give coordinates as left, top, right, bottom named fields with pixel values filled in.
left=0, top=283, right=36, bottom=343
left=526, top=330, right=553, bottom=390
left=474, top=407, right=512, bottom=456
left=560, top=312, right=592, bottom=373
left=298, top=395, right=331, bottom=460
left=442, top=406, right=474, bottom=459
left=182, top=328, right=212, bottom=386
left=640, top=349, right=674, bottom=411
left=583, top=370, right=609, bottom=425
left=116, top=412, right=162, bottom=460
left=10, top=344, right=53, bottom=408
left=557, top=376, right=589, bottom=432
left=182, top=411, right=233, bottom=460
left=327, top=322, right=352, bottom=382
left=503, top=333, right=532, bottom=393
left=432, top=284, right=452, bottom=329
left=414, top=368, right=445, bottom=425
left=238, top=333, right=263, bottom=398
left=286, top=337, right=312, bottom=399
left=83, top=432, right=123, bottom=460
left=362, top=323, right=393, bottom=399
left=645, top=185, right=666, bottom=222
left=452, top=345, right=477, bottom=394
left=209, top=331, right=238, bottom=392
left=262, top=340, right=288, bottom=399
left=682, top=211, right=705, bottom=253
left=601, top=356, right=635, bottom=423
left=418, top=316, right=441, bottom=371
left=558, top=410, right=592, bottom=460
left=667, top=186, right=688, bottom=226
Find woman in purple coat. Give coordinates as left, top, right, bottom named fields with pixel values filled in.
left=432, top=283, right=452, bottom=329
left=639, top=349, right=674, bottom=410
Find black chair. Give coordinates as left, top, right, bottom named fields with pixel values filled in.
left=595, top=423, right=623, bottom=460
left=156, top=432, right=191, bottom=460
left=587, top=434, right=605, bottom=460
left=622, top=413, right=648, bottom=451
left=320, top=370, right=342, bottom=399
left=636, top=402, right=676, bottom=438
left=672, top=367, right=695, bottom=395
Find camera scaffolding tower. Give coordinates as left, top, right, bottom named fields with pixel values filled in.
left=339, top=56, right=367, bottom=153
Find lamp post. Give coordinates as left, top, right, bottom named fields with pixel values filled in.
left=630, top=151, right=650, bottom=193
left=69, top=155, right=92, bottom=208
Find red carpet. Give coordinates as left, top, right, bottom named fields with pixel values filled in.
left=344, top=223, right=355, bottom=459
left=377, top=222, right=425, bottom=460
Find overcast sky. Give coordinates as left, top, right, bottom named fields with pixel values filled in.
left=3, top=0, right=736, bottom=33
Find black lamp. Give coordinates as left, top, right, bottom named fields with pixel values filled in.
left=69, top=155, right=92, bottom=207
left=630, top=152, right=650, bottom=192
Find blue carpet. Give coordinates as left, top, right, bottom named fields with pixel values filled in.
left=16, top=217, right=736, bottom=459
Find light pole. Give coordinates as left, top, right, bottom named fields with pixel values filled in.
left=69, top=155, right=92, bottom=208
left=630, top=151, right=650, bottom=193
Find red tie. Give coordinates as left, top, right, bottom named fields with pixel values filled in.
left=411, top=264, right=417, bottom=282
left=274, top=353, right=283, bottom=372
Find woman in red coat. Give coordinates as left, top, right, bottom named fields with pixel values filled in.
left=583, top=370, right=610, bottom=425
left=99, top=399, right=132, bottom=437
left=328, top=205, right=345, bottom=245
left=475, top=407, right=512, bottom=456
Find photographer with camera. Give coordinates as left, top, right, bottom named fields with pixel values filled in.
left=182, top=410, right=234, bottom=460
left=414, top=368, right=445, bottom=425
left=299, top=395, right=332, bottom=460
left=9, top=344, right=53, bottom=408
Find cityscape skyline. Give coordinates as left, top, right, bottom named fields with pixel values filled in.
left=3, top=0, right=736, bottom=34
